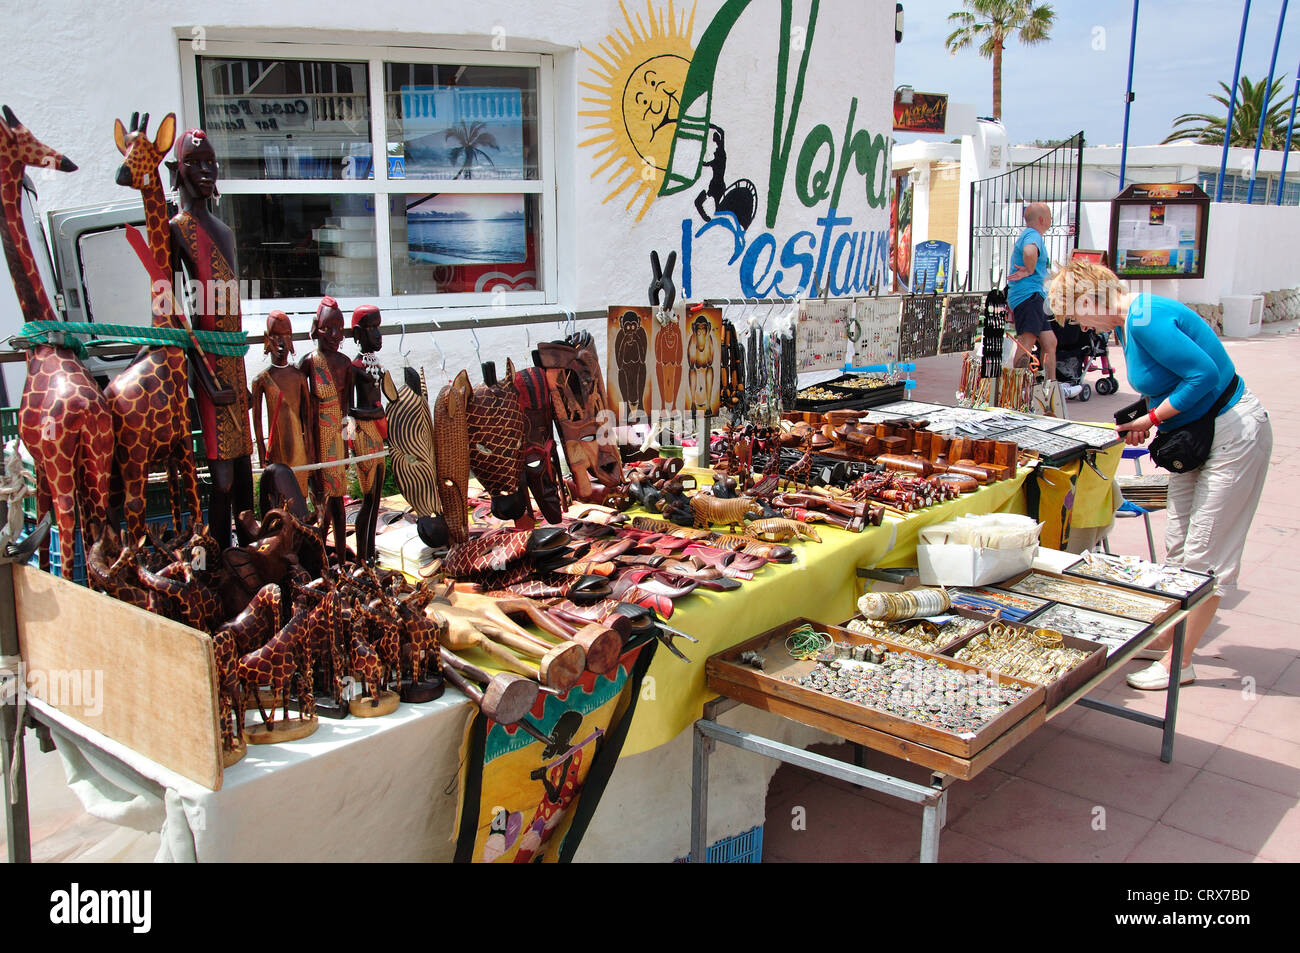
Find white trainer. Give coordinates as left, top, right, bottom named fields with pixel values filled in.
left=1126, top=661, right=1196, bottom=691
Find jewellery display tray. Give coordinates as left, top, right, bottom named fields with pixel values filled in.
left=1061, top=555, right=1215, bottom=609
left=794, top=379, right=907, bottom=413
left=1028, top=601, right=1155, bottom=662
left=706, top=618, right=1046, bottom=775
left=999, top=569, right=1181, bottom=625
left=939, top=626, right=1107, bottom=711
left=837, top=606, right=996, bottom=655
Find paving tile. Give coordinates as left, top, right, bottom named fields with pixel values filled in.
left=1125, top=823, right=1256, bottom=863
left=1066, top=706, right=1235, bottom=768
left=1272, top=658, right=1300, bottom=695
left=1203, top=726, right=1300, bottom=798
left=1239, top=689, right=1300, bottom=745
left=763, top=779, right=923, bottom=862
left=992, top=723, right=1066, bottom=773
left=950, top=777, right=1156, bottom=863
left=1214, top=585, right=1298, bottom=624
left=938, top=830, right=1032, bottom=863
left=1197, top=639, right=1298, bottom=692
left=1017, top=732, right=1199, bottom=819
left=1238, top=566, right=1300, bottom=594
left=1103, top=672, right=1260, bottom=727
left=1162, top=771, right=1300, bottom=861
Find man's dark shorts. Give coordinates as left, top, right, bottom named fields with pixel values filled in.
left=1012, top=293, right=1051, bottom=335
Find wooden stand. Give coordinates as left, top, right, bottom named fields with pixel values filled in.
left=246, top=715, right=319, bottom=744
left=349, top=688, right=400, bottom=717
left=401, top=675, right=445, bottom=704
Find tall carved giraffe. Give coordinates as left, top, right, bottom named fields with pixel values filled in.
left=106, top=112, right=202, bottom=541
left=1, top=106, right=114, bottom=572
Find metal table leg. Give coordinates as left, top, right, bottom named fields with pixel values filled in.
left=1162, top=617, right=1186, bottom=764
left=691, top=717, right=949, bottom=863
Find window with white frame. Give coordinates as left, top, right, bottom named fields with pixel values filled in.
left=179, top=40, right=556, bottom=310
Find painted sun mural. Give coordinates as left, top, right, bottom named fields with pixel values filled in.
left=579, top=0, right=697, bottom=221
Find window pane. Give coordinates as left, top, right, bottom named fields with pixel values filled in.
left=216, top=194, right=378, bottom=299
left=384, top=63, right=539, bottom=179
left=198, top=56, right=372, bottom=180
left=391, top=193, right=539, bottom=294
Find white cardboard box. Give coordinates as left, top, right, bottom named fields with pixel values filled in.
left=917, top=542, right=1038, bottom=587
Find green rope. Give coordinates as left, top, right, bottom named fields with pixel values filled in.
left=12, top=321, right=250, bottom=358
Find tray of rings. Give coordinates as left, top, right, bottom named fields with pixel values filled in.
left=1001, top=570, right=1180, bottom=625
left=1062, top=551, right=1215, bottom=608
left=941, top=619, right=1107, bottom=709
left=706, top=618, right=1046, bottom=775
left=842, top=610, right=990, bottom=655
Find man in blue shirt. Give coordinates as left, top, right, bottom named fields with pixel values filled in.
left=1008, top=202, right=1055, bottom=380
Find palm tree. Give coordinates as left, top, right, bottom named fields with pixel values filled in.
left=444, top=121, right=500, bottom=179
left=945, top=1, right=1055, bottom=121
left=1164, top=75, right=1297, bottom=149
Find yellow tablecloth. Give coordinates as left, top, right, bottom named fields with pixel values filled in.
left=620, top=469, right=1031, bottom=756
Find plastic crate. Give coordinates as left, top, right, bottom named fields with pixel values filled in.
left=674, top=825, right=764, bottom=863
left=27, top=522, right=88, bottom=585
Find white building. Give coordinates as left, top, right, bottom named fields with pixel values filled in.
left=0, top=0, right=897, bottom=403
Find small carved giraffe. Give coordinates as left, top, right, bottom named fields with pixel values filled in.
left=236, top=608, right=309, bottom=728
left=2, top=106, right=114, bottom=572
left=106, top=111, right=202, bottom=542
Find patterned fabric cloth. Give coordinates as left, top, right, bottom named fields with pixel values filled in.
left=352, top=417, right=385, bottom=493
left=308, top=359, right=347, bottom=498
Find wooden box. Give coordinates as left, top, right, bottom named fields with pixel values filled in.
left=706, top=619, right=1045, bottom=774
left=941, top=626, right=1107, bottom=710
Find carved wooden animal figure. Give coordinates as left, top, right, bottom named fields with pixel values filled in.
left=211, top=629, right=244, bottom=753
left=2, top=106, right=114, bottom=573
left=347, top=604, right=386, bottom=702
left=217, top=583, right=282, bottom=656
left=106, top=112, right=202, bottom=542
left=744, top=518, right=822, bottom=544
left=689, top=493, right=762, bottom=532
left=236, top=610, right=309, bottom=727
left=87, top=529, right=152, bottom=611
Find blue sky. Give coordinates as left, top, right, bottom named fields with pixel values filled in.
left=895, top=0, right=1300, bottom=146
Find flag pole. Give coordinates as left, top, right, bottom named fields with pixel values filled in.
left=1248, top=0, right=1288, bottom=203
left=1216, top=0, right=1253, bottom=201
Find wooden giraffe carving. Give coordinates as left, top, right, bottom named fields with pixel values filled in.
left=1, top=105, right=114, bottom=572
left=107, top=111, right=202, bottom=542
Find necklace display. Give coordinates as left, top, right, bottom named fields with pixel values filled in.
left=785, top=649, right=1034, bottom=734
left=1007, top=572, right=1174, bottom=622
left=952, top=621, right=1091, bottom=685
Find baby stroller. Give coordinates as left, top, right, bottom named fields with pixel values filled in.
left=1050, top=319, right=1118, bottom=401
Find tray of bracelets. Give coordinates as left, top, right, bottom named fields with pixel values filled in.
left=947, top=586, right=1051, bottom=624
left=706, top=618, right=1046, bottom=767
left=839, top=609, right=992, bottom=654
left=1062, top=551, right=1215, bottom=608
left=1000, top=569, right=1180, bottom=625
left=940, top=619, right=1107, bottom=710
left=1026, top=602, right=1154, bottom=661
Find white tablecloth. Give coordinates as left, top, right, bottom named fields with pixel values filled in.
left=32, top=692, right=474, bottom=862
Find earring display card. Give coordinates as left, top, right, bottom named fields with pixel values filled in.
left=1029, top=602, right=1152, bottom=658
left=851, top=296, right=902, bottom=366
left=1017, top=416, right=1072, bottom=432
left=871, top=400, right=949, bottom=417
left=940, top=293, right=983, bottom=354
left=898, top=295, right=942, bottom=361
left=797, top=299, right=851, bottom=373
left=1050, top=422, right=1123, bottom=450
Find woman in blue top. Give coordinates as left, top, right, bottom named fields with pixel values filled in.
left=1049, top=259, right=1272, bottom=691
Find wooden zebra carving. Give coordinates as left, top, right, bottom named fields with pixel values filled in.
left=385, top=366, right=441, bottom=517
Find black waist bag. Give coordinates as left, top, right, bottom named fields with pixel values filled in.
left=1149, top=375, right=1240, bottom=474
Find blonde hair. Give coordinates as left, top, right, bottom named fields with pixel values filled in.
left=1047, top=259, right=1127, bottom=321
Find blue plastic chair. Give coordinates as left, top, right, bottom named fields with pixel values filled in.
left=1103, top=446, right=1158, bottom=560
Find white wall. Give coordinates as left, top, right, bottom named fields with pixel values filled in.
left=1079, top=200, right=1300, bottom=306
left=0, top=0, right=896, bottom=399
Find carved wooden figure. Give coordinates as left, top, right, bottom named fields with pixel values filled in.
left=105, top=112, right=203, bottom=543
left=300, top=297, right=353, bottom=565
left=251, top=310, right=311, bottom=497
left=349, top=304, right=394, bottom=564
left=168, top=128, right=255, bottom=550
left=237, top=604, right=318, bottom=744
left=2, top=106, right=114, bottom=572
